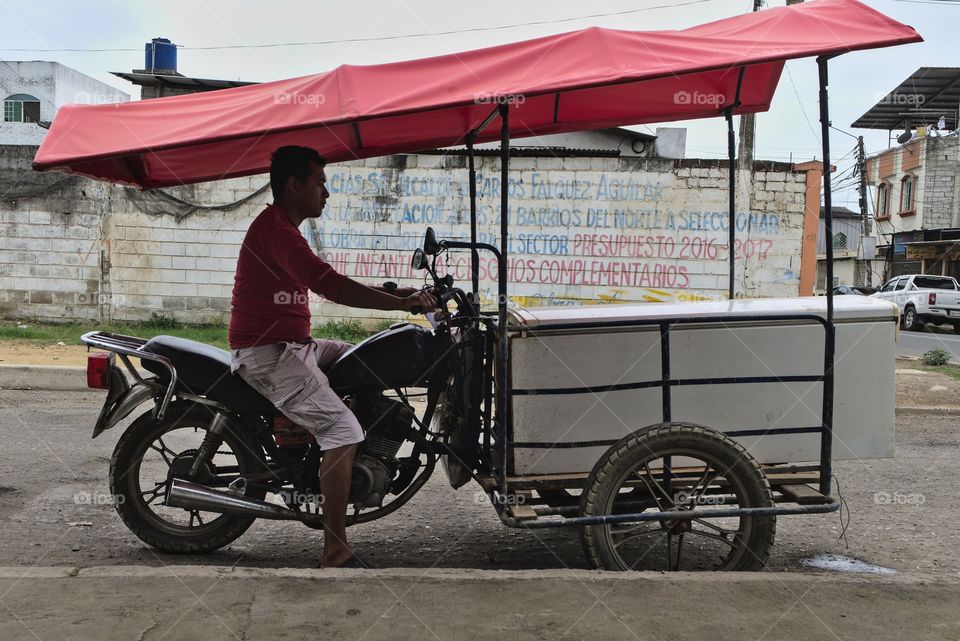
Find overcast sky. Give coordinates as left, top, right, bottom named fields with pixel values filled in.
left=0, top=0, right=955, bottom=209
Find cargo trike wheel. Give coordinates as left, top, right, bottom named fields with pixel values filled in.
left=580, top=423, right=776, bottom=571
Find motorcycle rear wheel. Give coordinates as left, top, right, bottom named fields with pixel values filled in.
left=109, top=402, right=266, bottom=554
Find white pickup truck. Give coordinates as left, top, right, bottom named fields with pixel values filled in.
left=871, top=274, right=960, bottom=331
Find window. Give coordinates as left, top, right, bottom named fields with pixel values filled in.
left=894, top=278, right=908, bottom=291
left=914, top=276, right=957, bottom=290
left=3, top=93, right=40, bottom=123
left=880, top=278, right=898, bottom=292
left=833, top=232, right=848, bottom=249
left=900, top=175, right=915, bottom=213
left=877, top=183, right=890, bottom=217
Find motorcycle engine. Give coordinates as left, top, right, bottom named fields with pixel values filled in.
left=348, top=395, right=415, bottom=508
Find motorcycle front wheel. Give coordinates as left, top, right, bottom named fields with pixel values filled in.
left=109, top=401, right=266, bottom=554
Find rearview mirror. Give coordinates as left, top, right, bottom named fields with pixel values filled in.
left=411, top=248, right=428, bottom=270
left=423, top=227, right=441, bottom=255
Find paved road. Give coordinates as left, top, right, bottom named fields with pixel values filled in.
left=897, top=325, right=960, bottom=362
left=2, top=390, right=959, bottom=639
left=1, top=389, right=958, bottom=574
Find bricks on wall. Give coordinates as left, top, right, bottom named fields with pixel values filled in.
left=1, top=147, right=811, bottom=326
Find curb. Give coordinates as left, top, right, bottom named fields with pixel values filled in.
left=896, top=405, right=960, bottom=416
left=0, top=364, right=87, bottom=391
left=0, top=565, right=955, bottom=584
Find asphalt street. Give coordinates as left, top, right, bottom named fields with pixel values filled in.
left=1, top=389, right=959, bottom=639
left=897, top=325, right=960, bottom=362
left=0, top=389, right=957, bottom=574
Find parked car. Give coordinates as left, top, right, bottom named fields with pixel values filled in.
left=870, top=274, right=960, bottom=331
left=833, top=285, right=876, bottom=296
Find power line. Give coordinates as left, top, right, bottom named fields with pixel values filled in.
left=784, top=63, right=820, bottom=147
left=0, top=0, right=718, bottom=53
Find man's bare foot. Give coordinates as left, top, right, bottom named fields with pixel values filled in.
left=320, top=548, right=355, bottom=568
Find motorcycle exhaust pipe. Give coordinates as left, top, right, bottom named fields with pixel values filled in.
left=165, top=478, right=318, bottom=523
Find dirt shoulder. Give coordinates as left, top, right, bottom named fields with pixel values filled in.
left=0, top=342, right=958, bottom=409
left=0, top=342, right=87, bottom=366
left=895, top=357, right=960, bottom=408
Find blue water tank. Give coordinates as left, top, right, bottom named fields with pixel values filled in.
left=145, top=38, right=177, bottom=73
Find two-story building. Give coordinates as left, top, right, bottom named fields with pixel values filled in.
left=2, top=60, right=129, bottom=145
left=852, top=67, right=960, bottom=280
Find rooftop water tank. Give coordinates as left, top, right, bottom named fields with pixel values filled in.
left=145, top=38, right=177, bottom=73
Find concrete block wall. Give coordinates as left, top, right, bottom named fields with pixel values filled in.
left=0, top=145, right=106, bottom=321
left=109, top=176, right=270, bottom=324
left=921, top=136, right=958, bottom=230
left=0, top=146, right=811, bottom=326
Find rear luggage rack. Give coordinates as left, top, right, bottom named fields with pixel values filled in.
left=81, top=331, right=178, bottom=419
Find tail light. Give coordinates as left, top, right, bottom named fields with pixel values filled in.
left=929, top=292, right=937, bottom=305
left=86, top=352, right=112, bottom=389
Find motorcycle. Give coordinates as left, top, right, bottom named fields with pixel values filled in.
left=82, top=227, right=492, bottom=554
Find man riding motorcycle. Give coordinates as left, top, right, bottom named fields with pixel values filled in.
left=228, top=145, right=436, bottom=568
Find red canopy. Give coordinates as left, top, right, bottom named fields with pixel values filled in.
left=33, top=0, right=920, bottom=189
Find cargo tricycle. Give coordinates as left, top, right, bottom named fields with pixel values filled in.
left=36, top=0, right=919, bottom=570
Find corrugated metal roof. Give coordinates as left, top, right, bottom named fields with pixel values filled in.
left=851, top=67, right=960, bottom=131
left=111, top=72, right=257, bottom=91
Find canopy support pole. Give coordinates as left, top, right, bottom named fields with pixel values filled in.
left=725, top=107, right=737, bottom=299
left=817, top=55, right=836, bottom=497
left=725, top=67, right=745, bottom=300
left=466, top=135, right=480, bottom=295
left=497, top=104, right=510, bottom=495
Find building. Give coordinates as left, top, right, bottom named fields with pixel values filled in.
left=852, top=67, right=960, bottom=279
left=1, top=60, right=129, bottom=145
left=468, top=127, right=686, bottom=160
left=815, top=205, right=877, bottom=291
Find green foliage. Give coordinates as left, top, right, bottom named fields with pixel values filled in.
left=921, top=348, right=951, bottom=367
left=142, top=312, right=182, bottom=329
left=373, top=319, right=395, bottom=332
left=0, top=317, right=387, bottom=350
left=311, top=320, right=369, bottom=343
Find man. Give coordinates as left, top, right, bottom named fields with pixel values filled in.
left=228, top=145, right=435, bottom=569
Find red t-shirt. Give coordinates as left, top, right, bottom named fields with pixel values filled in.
left=228, top=204, right=347, bottom=349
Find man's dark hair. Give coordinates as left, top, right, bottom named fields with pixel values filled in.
left=270, top=146, right=326, bottom=199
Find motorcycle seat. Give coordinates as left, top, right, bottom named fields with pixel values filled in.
left=140, top=335, right=277, bottom=416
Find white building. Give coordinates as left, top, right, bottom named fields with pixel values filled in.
left=1, top=60, right=129, bottom=145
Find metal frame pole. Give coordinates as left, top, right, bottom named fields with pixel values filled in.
left=725, top=67, right=745, bottom=300
left=466, top=135, right=480, bottom=296
left=726, top=107, right=737, bottom=299
left=817, top=56, right=836, bottom=496
left=497, top=104, right=510, bottom=494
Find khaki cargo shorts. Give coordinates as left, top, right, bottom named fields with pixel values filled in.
left=230, top=339, right=364, bottom=451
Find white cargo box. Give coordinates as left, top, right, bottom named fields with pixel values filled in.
left=507, top=296, right=899, bottom=476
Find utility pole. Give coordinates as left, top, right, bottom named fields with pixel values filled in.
left=855, top=135, right=872, bottom=287
left=736, top=0, right=763, bottom=171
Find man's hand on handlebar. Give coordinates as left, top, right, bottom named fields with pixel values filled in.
left=399, top=290, right=438, bottom=316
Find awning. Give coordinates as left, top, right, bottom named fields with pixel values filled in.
left=33, top=0, right=921, bottom=189
left=851, top=67, right=960, bottom=131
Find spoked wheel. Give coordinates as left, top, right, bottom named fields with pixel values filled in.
left=110, top=402, right=266, bottom=554
left=580, top=423, right=776, bottom=571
